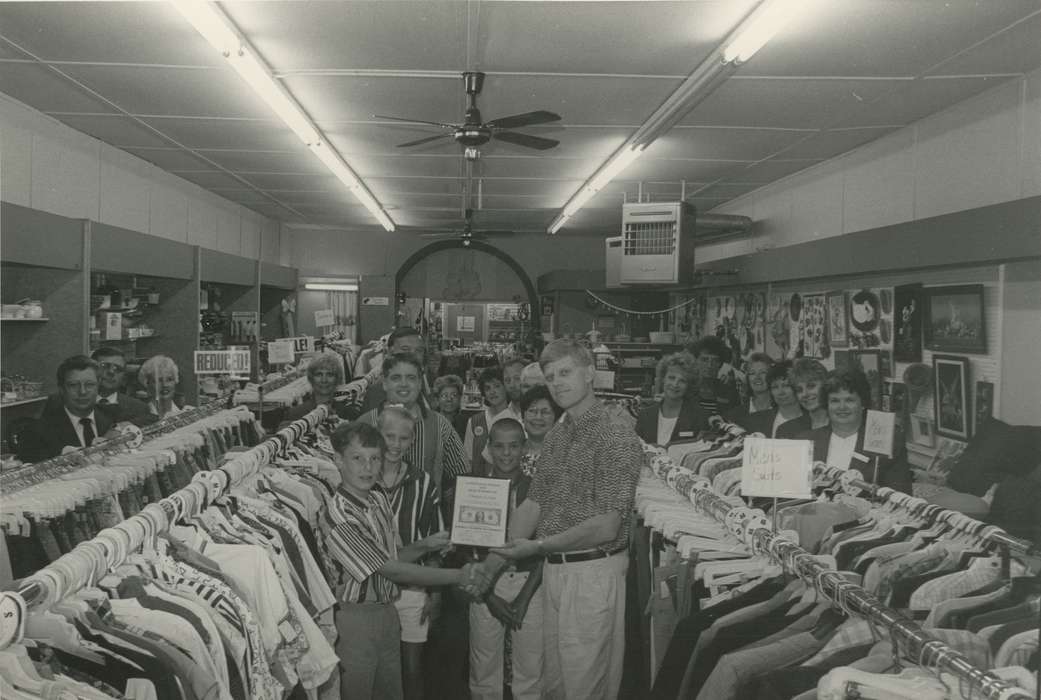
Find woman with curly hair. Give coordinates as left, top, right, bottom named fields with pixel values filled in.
left=635, top=351, right=709, bottom=446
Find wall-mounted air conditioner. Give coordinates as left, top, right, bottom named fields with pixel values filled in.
left=605, top=236, right=623, bottom=288
left=619, top=202, right=694, bottom=285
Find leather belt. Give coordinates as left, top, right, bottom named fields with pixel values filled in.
left=546, top=546, right=626, bottom=564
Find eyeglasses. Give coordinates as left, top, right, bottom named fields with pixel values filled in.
left=525, top=407, right=556, bottom=418
left=64, top=381, right=99, bottom=392
left=97, top=362, right=126, bottom=372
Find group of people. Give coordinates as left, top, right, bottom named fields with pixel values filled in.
left=14, top=348, right=192, bottom=463
left=636, top=337, right=912, bottom=492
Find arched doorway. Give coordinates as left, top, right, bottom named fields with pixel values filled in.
left=395, top=240, right=540, bottom=346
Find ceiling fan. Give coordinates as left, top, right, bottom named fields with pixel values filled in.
left=375, top=72, right=561, bottom=157
left=419, top=209, right=519, bottom=242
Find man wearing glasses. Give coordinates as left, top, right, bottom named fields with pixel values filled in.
left=17, top=355, right=116, bottom=462
left=91, top=346, right=155, bottom=427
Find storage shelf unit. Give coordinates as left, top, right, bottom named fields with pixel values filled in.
left=604, top=342, right=681, bottom=393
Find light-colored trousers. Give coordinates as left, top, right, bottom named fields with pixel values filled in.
left=469, top=570, right=544, bottom=700
left=542, top=552, right=628, bottom=700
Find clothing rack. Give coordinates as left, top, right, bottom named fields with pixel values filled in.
left=642, top=442, right=1033, bottom=700
left=815, top=463, right=1041, bottom=565
left=0, top=403, right=331, bottom=650
left=0, top=393, right=234, bottom=494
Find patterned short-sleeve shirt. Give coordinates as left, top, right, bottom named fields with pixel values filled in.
left=528, top=400, right=644, bottom=553
left=319, top=486, right=400, bottom=604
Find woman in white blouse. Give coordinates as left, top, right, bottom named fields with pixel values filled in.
left=139, top=354, right=191, bottom=420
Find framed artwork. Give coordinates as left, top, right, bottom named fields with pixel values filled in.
left=851, top=349, right=883, bottom=410
left=974, top=381, right=994, bottom=434
left=910, top=415, right=935, bottom=448
left=924, top=284, right=986, bottom=354
left=800, top=293, right=829, bottom=359
left=827, top=291, right=849, bottom=348
left=893, top=283, right=923, bottom=361
left=933, top=355, right=971, bottom=440
left=848, top=288, right=893, bottom=349
left=833, top=350, right=850, bottom=372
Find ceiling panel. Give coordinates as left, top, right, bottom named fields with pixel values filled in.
left=625, top=158, right=748, bottom=183
left=837, top=76, right=1012, bottom=128
left=477, top=0, right=755, bottom=75
left=354, top=155, right=468, bottom=179
left=59, top=64, right=273, bottom=118
left=199, top=149, right=326, bottom=175
left=237, top=171, right=343, bottom=191
left=0, top=2, right=222, bottom=66
left=283, top=75, right=463, bottom=124
left=140, top=118, right=299, bottom=151
left=688, top=183, right=764, bottom=200
left=646, top=127, right=811, bottom=161
left=722, top=159, right=825, bottom=183
left=774, top=127, right=897, bottom=160
left=381, top=193, right=462, bottom=211
left=126, top=148, right=219, bottom=172
left=223, top=1, right=467, bottom=72
left=367, top=178, right=467, bottom=196
left=743, top=0, right=1040, bottom=77
left=684, top=77, right=908, bottom=129
left=0, top=62, right=118, bottom=113
left=473, top=178, right=584, bottom=196
left=48, top=115, right=174, bottom=150
left=171, top=171, right=265, bottom=190
left=469, top=194, right=568, bottom=211
left=476, top=157, right=600, bottom=180
left=929, top=12, right=1041, bottom=77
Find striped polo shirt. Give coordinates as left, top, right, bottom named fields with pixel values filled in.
left=320, top=485, right=399, bottom=604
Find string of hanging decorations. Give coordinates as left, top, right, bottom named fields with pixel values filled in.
left=584, top=289, right=701, bottom=316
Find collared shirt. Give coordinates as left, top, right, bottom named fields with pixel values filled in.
left=383, top=460, right=442, bottom=547
left=99, top=392, right=119, bottom=404
left=359, top=405, right=468, bottom=491
left=826, top=431, right=858, bottom=469
left=464, top=404, right=522, bottom=465
left=319, top=486, right=399, bottom=604
left=64, top=407, right=98, bottom=447
left=528, top=400, right=643, bottom=552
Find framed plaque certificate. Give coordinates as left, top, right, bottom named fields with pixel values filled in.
left=450, top=476, right=511, bottom=547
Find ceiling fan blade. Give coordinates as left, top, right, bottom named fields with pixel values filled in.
left=492, top=131, right=560, bottom=150
left=485, top=110, right=561, bottom=129
left=373, top=114, right=459, bottom=130
left=418, top=231, right=460, bottom=238
left=396, top=133, right=454, bottom=148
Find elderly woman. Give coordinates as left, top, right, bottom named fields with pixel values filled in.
left=284, top=352, right=345, bottom=422
left=740, top=360, right=805, bottom=437
left=433, top=373, right=468, bottom=439
left=636, top=351, right=709, bottom=446
left=800, top=369, right=912, bottom=492
left=139, top=354, right=190, bottom=420
left=784, top=358, right=830, bottom=434
left=744, top=352, right=775, bottom=414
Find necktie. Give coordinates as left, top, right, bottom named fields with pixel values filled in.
left=80, top=418, right=95, bottom=447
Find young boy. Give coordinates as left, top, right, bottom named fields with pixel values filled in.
left=321, top=421, right=477, bottom=700
left=377, top=405, right=442, bottom=700
left=463, top=367, right=521, bottom=476
left=501, top=358, right=527, bottom=411
left=467, top=418, right=544, bottom=700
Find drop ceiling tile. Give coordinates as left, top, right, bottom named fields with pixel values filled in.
left=208, top=189, right=275, bottom=205
left=171, top=170, right=260, bottom=190
left=381, top=192, right=461, bottom=210
left=774, top=127, right=897, bottom=159
left=351, top=154, right=468, bottom=179
left=744, top=0, right=1039, bottom=77
left=59, top=64, right=274, bottom=118
left=689, top=183, right=763, bottom=200
left=367, top=178, right=467, bottom=196
left=140, top=118, right=299, bottom=151
left=48, top=115, right=173, bottom=149
left=646, top=127, right=811, bottom=161
left=683, top=77, right=907, bottom=129
left=724, top=159, right=824, bottom=183
left=469, top=194, right=567, bottom=210
left=838, top=75, right=1015, bottom=127
left=0, top=62, right=118, bottom=113
left=199, top=149, right=325, bottom=175
left=476, top=156, right=601, bottom=180
left=930, top=12, right=1041, bottom=76
left=625, top=158, right=746, bottom=182
left=474, top=178, right=583, bottom=196
left=223, top=1, right=467, bottom=71
left=126, top=148, right=216, bottom=171
left=238, top=171, right=342, bottom=191
left=478, top=0, right=755, bottom=75
left=0, top=2, right=223, bottom=66
left=283, top=74, right=463, bottom=124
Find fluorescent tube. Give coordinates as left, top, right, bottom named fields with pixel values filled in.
left=304, top=283, right=359, bottom=292
left=723, top=0, right=794, bottom=64
left=549, top=144, right=644, bottom=234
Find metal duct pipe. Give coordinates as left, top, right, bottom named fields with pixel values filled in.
left=695, top=212, right=753, bottom=237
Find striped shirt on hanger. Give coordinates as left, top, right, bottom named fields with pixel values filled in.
left=320, top=486, right=399, bottom=604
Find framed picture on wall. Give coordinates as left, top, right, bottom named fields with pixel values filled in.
left=934, top=355, right=971, bottom=440
left=827, top=291, right=849, bottom=348
left=910, top=415, right=935, bottom=448
left=893, top=283, right=923, bottom=361
left=974, top=381, right=994, bottom=434
left=924, top=284, right=986, bottom=353
left=850, top=349, right=883, bottom=410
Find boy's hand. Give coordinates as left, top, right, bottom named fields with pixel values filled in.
left=484, top=593, right=517, bottom=628
left=418, top=531, right=451, bottom=553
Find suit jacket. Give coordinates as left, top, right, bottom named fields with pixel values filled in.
left=636, top=399, right=709, bottom=446
left=17, top=397, right=115, bottom=463
left=775, top=413, right=813, bottom=439
left=96, top=392, right=157, bottom=428
left=801, top=424, right=913, bottom=494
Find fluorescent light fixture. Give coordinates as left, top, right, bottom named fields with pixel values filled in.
left=723, top=0, right=795, bottom=64
left=548, top=144, right=644, bottom=233
left=171, top=0, right=395, bottom=231
left=305, top=283, right=359, bottom=292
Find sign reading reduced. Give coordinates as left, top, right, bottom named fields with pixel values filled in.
left=194, top=349, right=251, bottom=376
left=739, top=437, right=814, bottom=499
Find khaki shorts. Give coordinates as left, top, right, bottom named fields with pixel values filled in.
left=394, top=588, right=430, bottom=644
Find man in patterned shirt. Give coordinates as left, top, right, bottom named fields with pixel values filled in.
left=488, top=339, right=644, bottom=699
left=321, top=421, right=477, bottom=700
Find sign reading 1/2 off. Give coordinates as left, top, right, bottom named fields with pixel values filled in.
left=194, top=349, right=251, bottom=376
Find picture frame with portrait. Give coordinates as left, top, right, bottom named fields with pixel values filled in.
left=924, top=284, right=986, bottom=354
left=933, top=355, right=971, bottom=440
left=827, top=291, right=849, bottom=348
left=893, top=283, right=923, bottom=361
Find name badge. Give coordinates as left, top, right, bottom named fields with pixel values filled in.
left=852, top=452, right=870, bottom=463
left=678, top=431, right=694, bottom=438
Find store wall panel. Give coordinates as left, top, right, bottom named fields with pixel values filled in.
left=260, top=220, right=280, bottom=264
left=1022, top=71, right=1041, bottom=198
left=785, top=160, right=844, bottom=247
left=98, top=149, right=151, bottom=234
left=200, top=248, right=256, bottom=285
left=30, top=133, right=100, bottom=221
left=260, top=262, right=296, bottom=290
left=91, top=221, right=195, bottom=279
left=187, top=198, right=219, bottom=250
left=0, top=202, right=84, bottom=270
left=149, top=186, right=189, bottom=242
left=1000, top=259, right=1041, bottom=425
left=914, top=79, right=1023, bottom=219
left=841, top=129, right=915, bottom=235
left=0, top=122, right=32, bottom=206
left=241, top=218, right=261, bottom=260
left=216, top=208, right=241, bottom=254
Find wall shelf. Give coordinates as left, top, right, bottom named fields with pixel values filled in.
left=0, top=318, right=50, bottom=322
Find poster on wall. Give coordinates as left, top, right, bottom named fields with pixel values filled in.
left=707, top=295, right=743, bottom=361
left=736, top=292, right=766, bottom=359
left=766, top=293, right=793, bottom=360
left=671, top=294, right=706, bottom=345
left=798, top=293, right=829, bottom=359
left=924, top=284, right=986, bottom=354
left=934, top=355, right=971, bottom=440
left=827, top=291, right=849, bottom=348
left=893, top=283, right=923, bottom=361
left=848, top=288, right=893, bottom=350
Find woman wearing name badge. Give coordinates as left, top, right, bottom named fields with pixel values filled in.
left=636, top=351, right=709, bottom=446
left=140, top=355, right=192, bottom=420
left=799, top=368, right=912, bottom=493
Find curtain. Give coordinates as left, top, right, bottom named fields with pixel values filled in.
left=325, top=290, right=358, bottom=343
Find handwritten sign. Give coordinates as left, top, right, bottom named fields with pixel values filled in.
left=862, top=409, right=895, bottom=458
left=314, top=309, right=335, bottom=327
left=267, top=340, right=295, bottom=364
left=362, top=296, right=390, bottom=306
left=740, top=438, right=814, bottom=499
left=451, top=476, right=510, bottom=547
left=194, top=349, right=251, bottom=376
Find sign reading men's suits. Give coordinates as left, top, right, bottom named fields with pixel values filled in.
left=740, top=437, right=814, bottom=499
